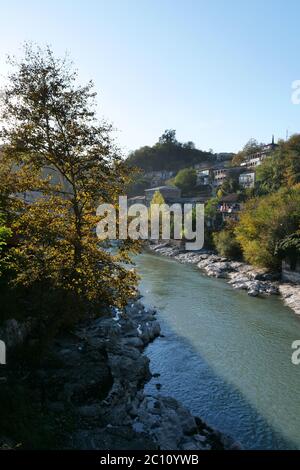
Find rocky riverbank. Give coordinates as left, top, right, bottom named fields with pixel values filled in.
left=0, top=299, right=238, bottom=450
left=149, top=243, right=300, bottom=315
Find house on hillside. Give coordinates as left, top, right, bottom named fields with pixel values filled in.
left=194, top=160, right=235, bottom=187
left=143, top=170, right=175, bottom=186
left=213, top=168, right=228, bottom=186
left=195, top=168, right=211, bottom=185
left=241, top=137, right=278, bottom=169
left=193, top=161, right=213, bottom=170
left=239, top=171, right=256, bottom=189
left=218, top=193, right=241, bottom=221
left=127, top=195, right=147, bottom=207
left=128, top=186, right=208, bottom=210
left=213, top=166, right=241, bottom=187
left=193, top=163, right=215, bottom=186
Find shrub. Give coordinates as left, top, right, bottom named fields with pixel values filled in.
left=213, top=228, right=242, bottom=259
left=235, top=186, right=300, bottom=269
left=174, top=168, right=197, bottom=193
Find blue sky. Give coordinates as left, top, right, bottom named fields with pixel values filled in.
left=0, top=0, right=299, bottom=154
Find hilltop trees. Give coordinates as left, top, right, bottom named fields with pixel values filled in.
left=127, top=130, right=214, bottom=172
left=0, top=44, right=138, bottom=314
left=158, top=129, right=177, bottom=145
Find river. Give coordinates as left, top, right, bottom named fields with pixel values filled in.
left=135, top=252, right=300, bottom=450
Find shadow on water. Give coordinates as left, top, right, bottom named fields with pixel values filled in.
left=144, top=323, right=296, bottom=450
left=135, top=252, right=300, bottom=450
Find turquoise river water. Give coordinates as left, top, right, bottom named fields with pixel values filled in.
left=135, top=252, right=300, bottom=449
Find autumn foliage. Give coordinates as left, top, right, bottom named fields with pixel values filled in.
left=0, top=44, right=139, bottom=317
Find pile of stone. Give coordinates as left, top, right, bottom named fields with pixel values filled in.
left=150, top=244, right=280, bottom=299
left=279, top=284, right=300, bottom=315
left=29, top=299, right=236, bottom=450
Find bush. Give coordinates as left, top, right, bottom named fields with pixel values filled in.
left=174, top=168, right=197, bottom=193
left=235, top=186, right=300, bottom=269
left=213, top=228, right=242, bottom=259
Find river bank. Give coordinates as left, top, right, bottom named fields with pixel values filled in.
left=0, top=299, right=238, bottom=450
left=148, top=243, right=300, bottom=315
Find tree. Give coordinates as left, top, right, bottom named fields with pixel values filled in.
left=235, top=186, right=300, bottom=270
left=126, top=133, right=214, bottom=172
left=213, top=224, right=242, bottom=259
left=255, top=135, right=300, bottom=195
left=174, top=168, right=197, bottom=193
left=151, top=190, right=165, bottom=205
left=158, top=129, right=177, bottom=145
left=150, top=191, right=166, bottom=240
left=183, top=141, right=195, bottom=150
left=0, top=214, right=11, bottom=258
left=213, top=230, right=241, bottom=259
left=279, top=134, right=300, bottom=187
left=255, top=151, right=283, bottom=195
left=276, top=231, right=300, bottom=269
left=0, top=44, right=138, bottom=309
left=127, top=175, right=151, bottom=197
left=205, top=197, right=219, bottom=219
left=204, top=197, right=222, bottom=239
left=217, top=172, right=241, bottom=197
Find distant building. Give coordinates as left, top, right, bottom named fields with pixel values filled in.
left=144, top=170, right=175, bottom=186
left=195, top=168, right=211, bottom=185
left=241, top=137, right=278, bottom=169
left=213, top=167, right=241, bottom=187
left=127, top=195, right=147, bottom=207
left=218, top=193, right=241, bottom=221
left=239, top=171, right=256, bottom=188
left=128, top=187, right=208, bottom=210
left=213, top=168, right=228, bottom=186
left=193, top=161, right=213, bottom=170
left=193, top=161, right=214, bottom=184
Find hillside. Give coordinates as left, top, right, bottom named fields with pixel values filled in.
left=126, top=130, right=215, bottom=172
